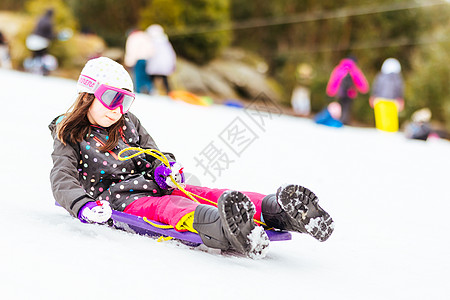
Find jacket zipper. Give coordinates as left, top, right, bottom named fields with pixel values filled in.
left=92, top=136, right=119, bottom=160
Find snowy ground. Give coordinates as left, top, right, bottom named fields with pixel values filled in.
left=0, top=69, right=449, bottom=300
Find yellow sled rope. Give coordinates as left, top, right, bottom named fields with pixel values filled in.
left=117, top=147, right=266, bottom=227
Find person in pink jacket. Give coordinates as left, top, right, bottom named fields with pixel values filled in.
left=326, top=57, right=369, bottom=125
left=50, top=57, right=334, bottom=258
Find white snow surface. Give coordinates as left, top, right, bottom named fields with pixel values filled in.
left=1, top=69, right=449, bottom=299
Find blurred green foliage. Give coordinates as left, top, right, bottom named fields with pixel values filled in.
left=229, top=0, right=449, bottom=129
left=229, top=0, right=433, bottom=121
left=26, top=0, right=77, bottom=30
left=0, top=0, right=449, bottom=130
left=67, top=0, right=145, bottom=46
left=139, top=0, right=231, bottom=64
left=0, top=0, right=26, bottom=11
left=407, top=38, right=450, bottom=130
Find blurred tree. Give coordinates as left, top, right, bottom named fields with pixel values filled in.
left=140, top=0, right=231, bottom=64
left=406, top=5, right=450, bottom=131
left=67, top=0, right=147, bottom=47
left=229, top=0, right=441, bottom=122
left=4, top=0, right=449, bottom=129
left=0, top=0, right=27, bottom=11
left=26, top=0, right=78, bottom=31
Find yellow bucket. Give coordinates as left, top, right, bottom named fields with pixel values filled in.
left=374, top=98, right=398, bottom=132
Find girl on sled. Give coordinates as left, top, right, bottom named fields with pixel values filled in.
left=49, top=57, right=334, bottom=258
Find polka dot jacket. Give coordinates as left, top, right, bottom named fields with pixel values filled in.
left=49, top=112, right=176, bottom=218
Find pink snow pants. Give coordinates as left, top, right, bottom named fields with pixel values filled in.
left=124, top=185, right=266, bottom=230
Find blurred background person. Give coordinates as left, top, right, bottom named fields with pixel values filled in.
left=291, top=63, right=313, bottom=117
left=370, top=58, right=405, bottom=132
left=326, top=56, right=369, bottom=125
left=146, top=24, right=176, bottom=95
left=314, top=101, right=343, bottom=128
left=0, top=30, right=12, bottom=69
left=28, top=8, right=55, bottom=58
left=405, top=108, right=432, bottom=141
left=124, top=29, right=154, bottom=94
left=370, top=58, right=404, bottom=109
left=24, top=8, right=58, bottom=75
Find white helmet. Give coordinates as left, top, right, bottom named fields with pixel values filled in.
left=146, top=24, right=165, bottom=38
left=381, top=58, right=401, bottom=74
left=412, top=108, right=431, bottom=123
left=77, top=57, right=133, bottom=94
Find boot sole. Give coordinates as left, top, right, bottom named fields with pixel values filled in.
left=276, top=184, right=334, bottom=242
left=218, top=190, right=270, bottom=259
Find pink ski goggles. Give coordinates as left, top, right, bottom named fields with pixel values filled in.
left=78, top=74, right=135, bottom=114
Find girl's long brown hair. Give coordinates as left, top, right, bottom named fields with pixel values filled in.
left=57, top=92, right=125, bottom=152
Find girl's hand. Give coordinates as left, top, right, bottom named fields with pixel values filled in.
left=78, top=200, right=112, bottom=224
left=154, top=162, right=185, bottom=189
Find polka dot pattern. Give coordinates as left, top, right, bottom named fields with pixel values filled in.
left=77, top=115, right=162, bottom=211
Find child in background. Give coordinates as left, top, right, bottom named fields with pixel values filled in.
left=370, top=58, right=405, bottom=132
left=314, top=102, right=343, bottom=128
left=49, top=57, right=334, bottom=258
left=405, top=108, right=432, bottom=141
left=0, top=31, right=12, bottom=69
left=326, top=56, right=369, bottom=125
left=145, top=25, right=176, bottom=94
left=124, top=29, right=154, bottom=94
left=291, top=63, right=313, bottom=116
left=370, top=58, right=404, bottom=111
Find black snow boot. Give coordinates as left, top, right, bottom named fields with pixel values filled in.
left=261, top=193, right=291, bottom=230
left=217, top=190, right=269, bottom=259
left=262, top=184, right=334, bottom=242
left=193, top=191, right=270, bottom=258
left=193, top=204, right=230, bottom=251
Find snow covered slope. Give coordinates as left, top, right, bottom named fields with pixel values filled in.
left=0, top=69, right=449, bottom=300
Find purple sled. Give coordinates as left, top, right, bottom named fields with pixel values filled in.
left=56, top=202, right=291, bottom=246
